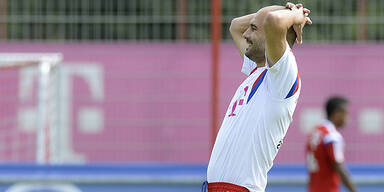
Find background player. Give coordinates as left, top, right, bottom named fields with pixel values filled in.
left=206, top=2, right=311, bottom=192
left=306, top=96, right=358, bottom=192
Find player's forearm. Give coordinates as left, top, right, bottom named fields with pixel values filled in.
left=230, top=5, right=284, bottom=35
left=340, top=170, right=358, bottom=192
left=335, top=163, right=358, bottom=192
left=263, top=9, right=304, bottom=32
left=229, top=14, right=256, bottom=36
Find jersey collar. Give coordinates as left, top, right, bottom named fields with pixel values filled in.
left=323, top=119, right=337, bottom=133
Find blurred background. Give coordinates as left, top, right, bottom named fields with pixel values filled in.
left=0, top=0, right=383, bottom=191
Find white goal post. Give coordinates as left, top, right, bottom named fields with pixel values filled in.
left=0, top=53, right=62, bottom=164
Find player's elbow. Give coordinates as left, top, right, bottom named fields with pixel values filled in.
left=263, top=12, right=283, bottom=32
left=229, top=18, right=240, bottom=34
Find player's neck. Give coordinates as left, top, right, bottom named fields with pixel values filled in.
left=327, top=118, right=340, bottom=129
left=254, top=58, right=266, bottom=68
left=258, top=60, right=266, bottom=68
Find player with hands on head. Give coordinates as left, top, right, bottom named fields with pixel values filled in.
left=205, top=2, right=312, bottom=192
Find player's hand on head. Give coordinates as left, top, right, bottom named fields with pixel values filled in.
left=286, top=2, right=312, bottom=44
left=285, top=2, right=302, bottom=10
left=285, top=2, right=307, bottom=11
left=285, top=2, right=311, bottom=23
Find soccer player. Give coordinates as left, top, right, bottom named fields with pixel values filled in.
left=306, top=96, right=358, bottom=192
left=205, top=2, right=312, bottom=192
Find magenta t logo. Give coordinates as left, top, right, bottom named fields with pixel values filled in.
left=228, top=86, right=248, bottom=117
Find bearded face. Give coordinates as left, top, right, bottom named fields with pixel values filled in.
left=242, top=16, right=266, bottom=63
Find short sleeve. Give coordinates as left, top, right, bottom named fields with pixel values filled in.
left=323, top=133, right=345, bottom=163
left=265, top=42, right=299, bottom=99
left=241, top=55, right=257, bottom=76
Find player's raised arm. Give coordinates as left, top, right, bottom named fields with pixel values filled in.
left=263, top=4, right=311, bottom=67
left=229, top=13, right=257, bottom=58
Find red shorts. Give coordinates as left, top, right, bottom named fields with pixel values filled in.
left=207, top=182, right=249, bottom=192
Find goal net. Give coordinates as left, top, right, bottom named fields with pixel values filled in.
left=0, top=53, right=61, bottom=164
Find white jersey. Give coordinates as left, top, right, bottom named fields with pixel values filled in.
left=320, top=120, right=345, bottom=164
left=207, top=42, right=301, bottom=192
